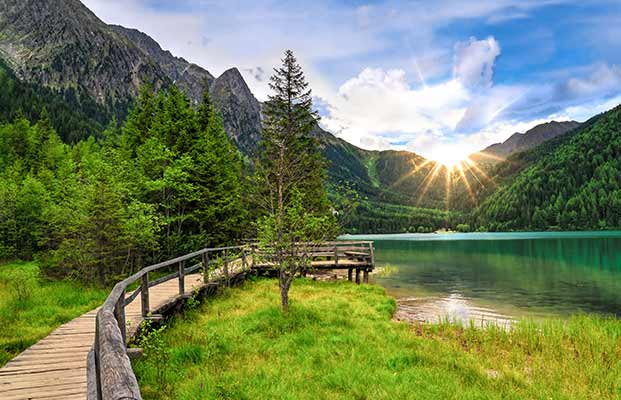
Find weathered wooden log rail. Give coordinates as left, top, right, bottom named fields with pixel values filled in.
left=88, top=245, right=250, bottom=400
left=0, top=241, right=374, bottom=400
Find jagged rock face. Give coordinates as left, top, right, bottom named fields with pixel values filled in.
left=0, top=0, right=169, bottom=104
left=110, top=25, right=214, bottom=103
left=209, top=68, right=262, bottom=154
left=482, top=121, right=581, bottom=159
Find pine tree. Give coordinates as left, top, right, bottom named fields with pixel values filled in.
left=254, top=50, right=336, bottom=312
left=191, top=86, right=245, bottom=247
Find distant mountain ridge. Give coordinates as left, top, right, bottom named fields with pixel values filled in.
left=473, top=106, right=621, bottom=230
left=481, top=121, right=581, bottom=159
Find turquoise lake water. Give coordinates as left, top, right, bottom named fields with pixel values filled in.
left=341, top=231, right=621, bottom=319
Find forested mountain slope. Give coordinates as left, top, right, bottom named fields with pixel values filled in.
left=0, top=59, right=110, bottom=142
left=473, top=106, right=621, bottom=231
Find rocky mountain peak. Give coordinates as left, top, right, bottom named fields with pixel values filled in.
left=209, top=67, right=262, bottom=154
left=110, top=25, right=214, bottom=103
left=0, top=0, right=169, bottom=104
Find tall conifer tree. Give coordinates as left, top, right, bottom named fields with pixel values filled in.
left=255, top=50, right=336, bottom=312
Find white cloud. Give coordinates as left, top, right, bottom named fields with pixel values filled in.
left=453, top=37, right=501, bottom=89
left=320, top=37, right=517, bottom=161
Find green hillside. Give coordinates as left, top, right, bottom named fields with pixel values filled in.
left=473, top=106, right=621, bottom=231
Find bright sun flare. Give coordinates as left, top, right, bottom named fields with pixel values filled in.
left=428, top=147, right=472, bottom=169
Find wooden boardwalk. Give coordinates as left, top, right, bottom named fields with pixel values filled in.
left=0, top=241, right=374, bottom=400
left=0, top=273, right=205, bottom=400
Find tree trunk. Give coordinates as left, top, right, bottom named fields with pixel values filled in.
left=280, top=284, right=289, bottom=313
left=279, top=271, right=291, bottom=313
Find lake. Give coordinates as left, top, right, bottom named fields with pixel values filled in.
left=341, top=231, right=621, bottom=323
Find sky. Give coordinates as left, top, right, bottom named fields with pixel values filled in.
left=82, top=0, right=621, bottom=164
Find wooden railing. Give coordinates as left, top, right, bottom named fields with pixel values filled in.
left=253, top=241, right=375, bottom=282
left=88, top=245, right=250, bottom=400
left=88, top=241, right=374, bottom=400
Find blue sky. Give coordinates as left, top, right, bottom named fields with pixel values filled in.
left=83, top=0, right=621, bottom=163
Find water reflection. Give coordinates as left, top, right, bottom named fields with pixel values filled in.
left=395, top=294, right=515, bottom=328
left=355, top=232, right=621, bottom=318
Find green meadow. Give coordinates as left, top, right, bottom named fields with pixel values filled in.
left=133, top=279, right=621, bottom=400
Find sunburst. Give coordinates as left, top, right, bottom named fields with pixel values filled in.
left=403, top=154, right=497, bottom=208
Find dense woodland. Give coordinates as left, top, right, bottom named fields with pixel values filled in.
left=0, top=84, right=245, bottom=284
left=0, top=61, right=116, bottom=142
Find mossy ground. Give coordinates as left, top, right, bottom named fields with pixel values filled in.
left=0, top=261, right=108, bottom=366
left=134, top=278, right=621, bottom=400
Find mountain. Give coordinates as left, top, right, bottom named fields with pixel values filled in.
left=0, top=58, right=109, bottom=142
left=0, top=0, right=444, bottom=208
left=109, top=25, right=214, bottom=102
left=478, top=121, right=581, bottom=160
left=209, top=68, right=263, bottom=155
left=473, top=106, right=621, bottom=231
left=0, top=0, right=168, bottom=105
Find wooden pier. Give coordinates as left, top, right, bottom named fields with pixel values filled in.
left=0, top=241, right=374, bottom=400
left=253, top=241, right=375, bottom=283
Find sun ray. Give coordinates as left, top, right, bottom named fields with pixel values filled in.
left=389, top=159, right=433, bottom=188
left=470, top=151, right=506, bottom=163
left=463, top=157, right=497, bottom=188
left=463, top=158, right=490, bottom=181
left=445, top=165, right=452, bottom=210
left=455, top=162, right=476, bottom=203
left=415, top=162, right=444, bottom=206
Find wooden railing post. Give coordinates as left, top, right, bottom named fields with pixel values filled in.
left=141, top=273, right=150, bottom=318
left=94, top=316, right=102, bottom=400
left=224, top=248, right=230, bottom=287
left=242, top=247, right=247, bottom=271
left=355, top=268, right=361, bottom=284
left=334, top=245, right=339, bottom=266
left=114, top=290, right=126, bottom=345
left=202, top=251, right=210, bottom=283
left=179, top=260, right=185, bottom=295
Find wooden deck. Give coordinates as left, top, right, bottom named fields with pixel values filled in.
left=0, top=274, right=205, bottom=400
left=0, top=241, right=374, bottom=400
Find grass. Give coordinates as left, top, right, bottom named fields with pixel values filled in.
left=0, top=261, right=108, bottom=366
left=133, top=279, right=621, bottom=399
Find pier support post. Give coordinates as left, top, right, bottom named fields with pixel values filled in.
left=355, top=268, right=361, bottom=284
left=348, top=268, right=353, bottom=281
left=363, top=269, right=369, bottom=284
